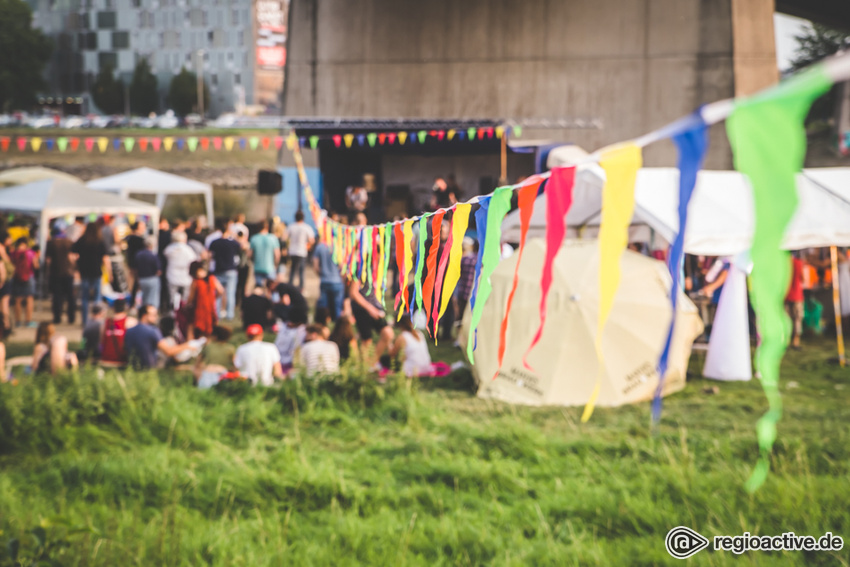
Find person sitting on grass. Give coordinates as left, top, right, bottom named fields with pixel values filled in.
left=194, top=324, right=237, bottom=389
left=241, top=285, right=273, bottom=330
left=329, top=314, right=358, bottom=363
left=313, top=306, right=332, bottom=339
left=124, top=305, right=194, bottom=370
left=391, top=314, right=432, bottom=377
left=32, top=322, right=78, bottom=374
left=274, top=306, right=308, bottom=375
left=79, top=303, right=106, bottom=363
left=235, top=324, right=283, bottom=386
left=100, top=298, right=136, bottom=366
left=297, top=324, right=340, bottom=376
left=157, top=315, right=205, bottom=368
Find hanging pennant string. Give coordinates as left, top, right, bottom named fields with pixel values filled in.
left=436, top=204, right=473, bottom=328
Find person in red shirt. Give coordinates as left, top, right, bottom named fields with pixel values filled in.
left=786, top=254, right=805, bottom=349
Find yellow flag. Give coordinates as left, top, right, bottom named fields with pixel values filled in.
left=31, top=137, right=42, bottom=152
left=286, top=133, right=297, bottom=150
left=163, top=137, right=174, bottom=152
left=398, top=132, right=408, bottom=145
left=437, top=203, right=472, bottom=321
left=397, top=219, right=415, bottom=320
left=375, top=225, right=385, bottom=297
left=224, top=137, right=234, bottom=151
left=495, top=126, right=504, bottom=139
left=582, top=143, right=643, bottom=422
left=97, top=137, right=109, bottom=153
left=447, top=129, right=456, bottom=141
left=344, top=134, right=354, bottom=148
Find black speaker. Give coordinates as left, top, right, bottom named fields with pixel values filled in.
left=257, top=170, right=283, bottom=195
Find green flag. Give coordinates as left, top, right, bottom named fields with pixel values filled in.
left=414, top=215, right=429, bottom=314
left=382, top=222, right=393, bottom=306
left=249, top=137, right=260, bottom=150
left=57, top=137, right=68, bottom=152
left=309, top=136, right=319, bottom=149
left=467, top=127, right=476, bottom=141
left=187, top=137, right=198, bottom=152
left=123, top=137, right=135, bottom=152
left=512, top=125, right=522, bottom=138
left=367, top=133, right=377, bottom=147
left=467, top=187, right=513, bottom=362
left=726, top=66, right=832, bottom=492
left=417, top=130, right=427, bottom=144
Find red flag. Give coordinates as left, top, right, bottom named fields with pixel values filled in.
left=261, top=137, right=270, bottom=150
left=151, top=137, right=162, bottom=151
left=486, top=127, right=494, bottom=139
left=388, top=133, right=396, bottom=145
left=84, top=137, right=95, bottom=152
left=496, top=176, right=542, bottom=375
left=16, top=138, right=27, bottom=151
left=477, top=128, right=485, bottom=140
left=69, top=137, right=80, bottom=151
left=393, top=223, right=405, bottom=311
left=200, top=137, right=210, bottom=150
left=333, top=135, right=342, bottom=148
left=274, top=136, right=284, bottom=150
left=436, top=130, right=445, bottom=141
left=212, top=137, right=222, bottom=150
left=138, top=137, right=149, bottom=152
left=524, top=166, right=576, bottom=367
left=421, top=211, right=446, bottom=331
left=0, top=137, right=9, bottom=152
left=378, top=133, right=386, bottom=145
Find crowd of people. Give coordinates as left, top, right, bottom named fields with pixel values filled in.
left=0, top=208, right=450, bottom=387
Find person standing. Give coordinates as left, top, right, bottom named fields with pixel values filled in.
left=0, top=231, right=14, bottom=333
left=135, top=237, right=162, bottom=310
left=786, top=253, right=805, bottom=350
left=313, top=240, right=344, bottom=321
left=10, top=238, right=39, bottom=328
left=249, top=220, right=280, bottom=287
left=287, top=211, right=315, bottom=290
left=235, top=323, right=283, bottom=386
left=187, top=261, right=224, bottom=338
left=124, top=221, right=147, bottom=297
left=157, top=218, right=172, bottom=311
left=45, top=226, right=76, bottom=325
left=71, top=222, right=111, bottom=326
left=208, top=226, right=241, bottom=321
left=65, top=217, right=86, bottom=243
left=163, top=231, right=198, bottom=310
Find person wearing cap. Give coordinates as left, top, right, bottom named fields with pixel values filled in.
left=235, top=324, right=283, bottom=386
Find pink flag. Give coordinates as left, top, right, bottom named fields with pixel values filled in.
left=430, top=226, right=454, bottom=339
left=84, top=137, right=95, bottom=152
left=523, top=166, right=576, bottom=367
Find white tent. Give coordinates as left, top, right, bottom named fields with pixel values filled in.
left=0, top=179, right=160, bottom=253
left=0, top=166, right=83, bottom=187
left=502, top=167, right=850, bottom=255
left=87, top=167, right=213, bottom=224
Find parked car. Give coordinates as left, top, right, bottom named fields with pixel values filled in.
left=156, top=111, right=179, bottom=129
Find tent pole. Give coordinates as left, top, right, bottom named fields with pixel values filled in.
left=830, top=246, right=846, bottom=367
left=499, top=133, right=508, bottom=185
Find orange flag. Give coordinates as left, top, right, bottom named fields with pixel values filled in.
left=393, top=223, right=405, bottom=311
left=421, top=210, right=446, bottom=324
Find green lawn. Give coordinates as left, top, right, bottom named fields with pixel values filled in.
left=0, top=338, right=848, bottom=566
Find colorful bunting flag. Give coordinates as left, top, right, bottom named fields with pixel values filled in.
left=84, top=138, right=95, bottom=152
left=112, top=138, right=121, bottom=150
left=261, top=137, right=271, bottom=150
left=344, top=134, right=354, bottom=148
left=367, top=133, right=377, bottom=147
left=123, top=137, right=135, bottom=152
left=57, top=137, right=68, bottom=152
left=163, top=137, right=174, bottom=152
left=467, top=127, right=476, bottom=140
left=139, top=137, right=149, bottom=152
left=97, top=137, right=109, bottom=153
left=16, top=137, right=27, bottom=151
left=239, top=138, right=247, bottom=150
left=187, top=137, right=199, bottom=152
left=413, top=215, right=429, bottom=315
left=1, top=137, right=11, bottom=152
left=422, top=211, right=446, bottom=327
left=309, top=136, right=319, bottom=149
left=393, top=223, right=406, bottom=312
left=45, top=138, right=54, bottom=151
left=467, top=188, right=513, bottom=361
left=417, top=130, right=427, bottom=144
left=381, top=223, right=392, bottom=305
left=398, top=220, right=415, bottom=319
left=378, top=133, right=387, bottom=145
left=447, top=129, right=456, bottom=141
left=69, top=137, right=80, bottom=151
left=176, top=138, right=185, bottom=150
left=357, top=134, right=366, bottom=146
left=249, top=137, right=260, bottom=150
left=151, top=137, right=161, bottom=152
left=582, top=144, right=642, bottom=423
left=524, top=167, right=577, bottom=369
left=496, top=176, right=542, bottom=375
left=436, top=204, right=472, bottom=329
left=212, top=137, right=222, bottom=150
left=398, top=132, right=407, bottom=145
left=726, top=66, right=831, bottom=492
left=224, top=137, right=234, bottom=151
left=653, top=115, right=709, bottom=424
left=200, top=137, right=210, bottom=150
left=274, top=136, right=284, bottom=150
left=31, top=137, right=42, bottom=152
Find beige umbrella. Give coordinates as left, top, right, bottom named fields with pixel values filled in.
left=0, top=167, right=83, bottom=187
left=458, top=239, right=703, bottom=408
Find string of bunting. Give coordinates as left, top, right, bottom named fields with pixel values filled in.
left=0, top=125, right=522, bottom=154
left=293, top=53, right=848, bottom=492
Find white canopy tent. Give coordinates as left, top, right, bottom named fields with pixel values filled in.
left=87, top=167, right=213, bottom=224
left=502, top=167, right=850, bottom=254
left=0, top=166, right=83, bottom=187
left=0, top=179, right=160, bottom=253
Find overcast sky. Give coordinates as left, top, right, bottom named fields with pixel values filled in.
left=774, top=13, right=810, bottom=71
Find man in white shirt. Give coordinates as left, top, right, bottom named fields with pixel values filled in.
left=298, top=324, right=340, bottom=376
left=287, top=210, right=315, bottom=290
left=234, top=324, right=283, bottom=386
left=162, top=230, right=198, bottom=309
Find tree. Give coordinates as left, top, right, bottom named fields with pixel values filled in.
left=130, top=58, right=159, bottom=115
left=91, top=65, right=124, bottom=115
left=167, top=67, right=209, bottom=117
left=0, top=0, right=53, bottom=111
left=788, top=24, right=850, bottom=124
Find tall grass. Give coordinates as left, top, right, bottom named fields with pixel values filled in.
left=0, top=339, right=848, bottom=565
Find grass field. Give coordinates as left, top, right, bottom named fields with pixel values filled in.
left=0, top=338, right=848, bottom=566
